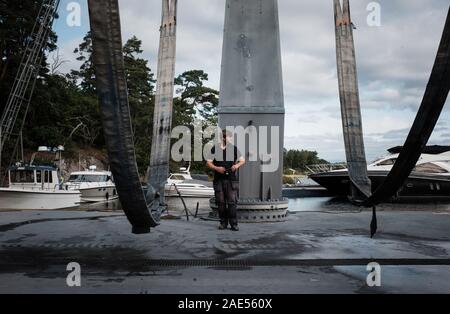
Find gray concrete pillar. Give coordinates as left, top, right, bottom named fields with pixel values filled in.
left=213, top=0, right=288, bottom=221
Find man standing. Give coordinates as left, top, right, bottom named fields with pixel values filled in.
left=207, top=130, right=245, bottom=231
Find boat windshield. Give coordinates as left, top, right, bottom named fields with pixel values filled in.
left=375, top=158, right=397, bottom=166
left=10, top=170, right=35, bottom=183
left=69, top=174, right=109, bottom=182
left=170, top=174, right=186, bottom=180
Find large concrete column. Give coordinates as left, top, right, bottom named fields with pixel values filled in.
left=213, top=0, right=288, bottom=221
left=148, top=0, right=178, bottom=205
left=334, top=0, right=371, bottom=199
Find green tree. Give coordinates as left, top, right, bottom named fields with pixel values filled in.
left=174, top=70, right=219, bottom=126
left=283, top=149, right=328, bottom=172
left=23, top=72, right=103, bottom=152
left=123, top=36, right=156, bottom=173
left=172, top=70, right=219, bottom=173
left=69, top=34, right=158, bottom=174
left=69, top=31, right=96, bottom=94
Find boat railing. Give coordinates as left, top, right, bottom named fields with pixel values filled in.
left=8, top=183, right=71, bottom=192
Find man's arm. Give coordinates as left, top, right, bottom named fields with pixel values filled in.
left=207, top=160, right=226, bottom=174
left=231, top=156, right=245, bottom=172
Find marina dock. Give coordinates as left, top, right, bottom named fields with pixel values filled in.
left=1, top=197, right=450, bottom=294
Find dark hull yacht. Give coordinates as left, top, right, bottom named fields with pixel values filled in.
left=310, top=146, right=450, bottom=201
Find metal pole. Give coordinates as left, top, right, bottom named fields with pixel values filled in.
left=195, top=202, right=199, bottom=218
left=20, top=130, right=24, bottom=162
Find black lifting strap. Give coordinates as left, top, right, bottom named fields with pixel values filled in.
left=88, top=0, right=158, bottom=234
left=364, top=7, right=450, bottom=208
left=365, top=7, right=450, bottom=237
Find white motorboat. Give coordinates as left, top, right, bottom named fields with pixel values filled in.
left=165, top=167, right=214, bottom=198
left=67, top=166, right=118, bottom=202
left=310, top=146, right=450, bottom=200
left=0, top=164, right=81, bottom=210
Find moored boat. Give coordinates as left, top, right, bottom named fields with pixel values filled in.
left=67, top=166, right=118, bottom=202
left=310, top=147, right=450, bottom=201
left=165, top=167, right=214, bottom=198
left=0, top=164, right=81, bottom=210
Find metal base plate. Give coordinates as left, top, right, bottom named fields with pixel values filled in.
left=209, top=198, right=289, bottom=222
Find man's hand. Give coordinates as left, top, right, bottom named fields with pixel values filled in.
left=231, top=158, right=246, bottom=172
left=215, top=166, right=226, bottom=174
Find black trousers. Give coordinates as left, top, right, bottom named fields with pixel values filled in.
left=214, top=180, right=238, bottom=227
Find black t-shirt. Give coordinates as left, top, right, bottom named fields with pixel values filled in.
left=211, top=144, right=242, bottom=182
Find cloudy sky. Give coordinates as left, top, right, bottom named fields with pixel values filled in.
left=52, top=0, right=450, bottom=162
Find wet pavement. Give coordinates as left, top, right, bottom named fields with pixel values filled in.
left=1, top=197, right=450, bottom=293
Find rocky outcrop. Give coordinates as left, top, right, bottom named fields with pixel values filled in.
left=58, top=148, right=110, bottom=179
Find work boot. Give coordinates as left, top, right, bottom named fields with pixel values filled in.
left=219, top=223, right=228, bottom=230
left=230, top=225, right=239, bottom=232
